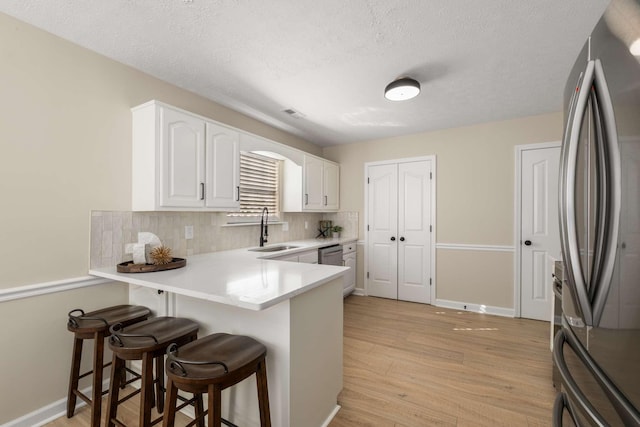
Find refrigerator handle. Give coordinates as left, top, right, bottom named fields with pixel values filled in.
left=552, top=392, right=580, bottom=427
left=590, top=59, right=622, bottom=327
left=552, top=329, right=607, bottom=425
left=559, top=323, right=640, bottom=425
left=560, top=60, right=596, bottom=326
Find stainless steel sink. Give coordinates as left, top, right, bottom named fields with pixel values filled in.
left=249, top=245, right=299, bottom=253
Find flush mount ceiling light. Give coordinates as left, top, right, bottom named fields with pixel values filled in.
left=384, top=77, right=421, bottom=101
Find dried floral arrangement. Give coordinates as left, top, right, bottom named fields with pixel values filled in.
left=149, top=246, right=173, bottom=265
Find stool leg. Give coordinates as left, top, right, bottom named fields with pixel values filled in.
left=140, top=352, right=155, bottom=427
left=194, top=393, right=205, bottom=427
left=106, top=353, right=124, bottom=427
left=90, top=331, right=105, bottom=427
left=66, top=336, right=83, bottom=418
left=162, top=378, right=178, bottom=427
left=155, top=354, right=165, bottom=413
left=208, top=384, right=222, bottom=427
left=256, top=359, right=271, bottom=427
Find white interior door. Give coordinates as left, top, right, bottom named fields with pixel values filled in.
left=367, top=163, right=398, bottom=299
left=367, top=159, right=433, bottom=303
left=398, top=161, right=432, bottom=304
left=521, top=146, right=561, bottom=320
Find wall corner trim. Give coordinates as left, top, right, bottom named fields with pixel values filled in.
left=0, top=276, right=114, bottom=304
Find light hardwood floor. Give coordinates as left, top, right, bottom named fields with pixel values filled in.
left=329, top=296, right=556, bottom=426
left=48, top=295, right=555, bottom=426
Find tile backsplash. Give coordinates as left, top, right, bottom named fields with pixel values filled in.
left=90, top=211, right=358, bottom=269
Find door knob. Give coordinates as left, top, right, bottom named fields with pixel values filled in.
left=400, top=237, right=405, bottom=242
left=390, top=236, right=396, bottom=241
left=524, top=240, right=532, bottom=246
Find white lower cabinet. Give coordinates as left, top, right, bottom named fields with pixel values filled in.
left=342, top=242, right=356, bottom=296
left=273, top=249, right=318, bottom=264
left=129, top=284, right=168, bottom=316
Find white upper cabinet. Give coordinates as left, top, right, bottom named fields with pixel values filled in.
left=323, top=161, right=339, bottom=210
left=132, top=101, right=239, bottom=211
left=132, top=100, right=338, bottom=213
left=303, top=156, right=325, bottom=210
left=297, top=155, right=339, bottom=212
left=160, top=107, right=206, bottom=208
left=205, top=122, right=239, bottom=209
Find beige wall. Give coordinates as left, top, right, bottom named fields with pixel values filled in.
left=0, top=12, right=320, bottom=424
left=0, top=12, right=320, bottom=289
left=322, top=112, right=563, bottom=307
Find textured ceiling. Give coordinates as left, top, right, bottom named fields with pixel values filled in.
left=0, top=0, right=610, bottom=146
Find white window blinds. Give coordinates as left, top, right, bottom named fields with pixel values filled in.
left=231, top=152, right=279, bottom=216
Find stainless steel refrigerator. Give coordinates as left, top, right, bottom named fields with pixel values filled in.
left=555, top=0, right=640, bottom=425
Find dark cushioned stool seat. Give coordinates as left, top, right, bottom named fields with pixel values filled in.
left=163, top=333, right=271, bottom=427
left=66, top=305, right=151, bottom=427
left=106, top=316, right=199, bottom=427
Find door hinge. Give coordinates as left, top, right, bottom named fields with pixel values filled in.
left=429, top=278, right=432, bottom=285
left=367, top=224, right=370, bottom=231
left=367, top=272, right=370, bottom=279
left=430, top=172, right=432, bottom=180
left=367, top=177, right=370, bottom=184
left=430, top=225, right=432, bottom=232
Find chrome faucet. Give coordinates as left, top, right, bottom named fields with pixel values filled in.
left=259, top=207, right=269, bottom=247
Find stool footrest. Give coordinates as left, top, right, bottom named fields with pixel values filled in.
left=78, top=361, right=113, bottom=381
left=72, top=390, right=92, bottom=406
left=183, top=410, right=236, bottom=427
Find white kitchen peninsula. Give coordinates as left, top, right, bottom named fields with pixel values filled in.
left=90, top=244, right=349, bottom=427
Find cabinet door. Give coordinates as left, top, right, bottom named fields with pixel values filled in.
left=344, top=252, right=356, bottom=294
left=298, top=250, right=318, bottom=264
left=304, top=156, right=324, bottom=210
left=274, top=253, right=299, bottom=262
left=323, top=161, right=340, bottom=210
left=160, top=107, right=205, bottom=207
left=205, top=122, right=240, bottom=209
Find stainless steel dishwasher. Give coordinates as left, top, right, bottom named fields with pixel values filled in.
left=318, top=244, right=343, bottom=266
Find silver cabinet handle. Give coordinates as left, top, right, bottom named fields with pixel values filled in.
left=324, top=195, right=328, bottom=206
left=560, top=60, right=595, bottom=326
left=305, top=194, right=308, bottom=205
left=236, top=186, right=240, bottom=201
left=590, top=59, right=622, bottom=327
left=200, top=183, right=205, bottom=200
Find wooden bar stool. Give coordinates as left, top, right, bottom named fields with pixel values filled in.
left=163, top=333, right=271, bottom=427
left=106, top=316, right=199, bottom=427
left=67, top=305, right=151, bottom=427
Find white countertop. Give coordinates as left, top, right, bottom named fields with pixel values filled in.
left=89, top=237, right=355, bottom=311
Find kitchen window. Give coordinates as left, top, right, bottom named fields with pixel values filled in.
left=228, top=151, right=280, bottom=221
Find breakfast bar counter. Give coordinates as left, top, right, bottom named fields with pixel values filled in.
left=90, top=241, right=350, bottom=427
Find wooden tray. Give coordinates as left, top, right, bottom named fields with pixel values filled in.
left=117, top=258, right=186, bottom=273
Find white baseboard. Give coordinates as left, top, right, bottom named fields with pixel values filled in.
left=435, top=299, right=515, bottom=317
left=2, top=381, right=108, bottom=427
left=320, top=405, right=341, bottom=427
left=350, top=288, right=366, bottom=296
